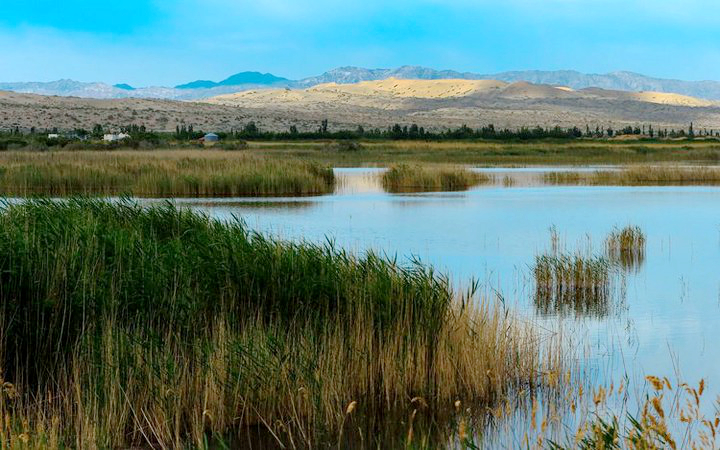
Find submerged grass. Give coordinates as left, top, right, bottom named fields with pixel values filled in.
left=0, top=198, right=563, bottom=448
left=544, top=166, right=720, bottom=186
left=0, top=150, right=335, bottom=197
left=382, top=164, right=490, bottom=193
left=605, top=226, right=646, bottom=271
left=534, top=254, right=613, bottom=317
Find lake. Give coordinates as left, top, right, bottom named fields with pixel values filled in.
left=167, top=167, right=720, bottom=444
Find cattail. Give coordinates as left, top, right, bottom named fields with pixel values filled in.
left=652, top=397, right=665, bottom=418
left=646, top=375, right=665, bottom=391
left=410, top=397, right=427, bottom=409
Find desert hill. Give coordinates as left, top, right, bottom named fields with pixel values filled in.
left=208, top=78, right=717, bottom=107
left=1, top=78, right=720, bottom=133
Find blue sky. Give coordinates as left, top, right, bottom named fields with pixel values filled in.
left=2, top=0, right=720, bottom=86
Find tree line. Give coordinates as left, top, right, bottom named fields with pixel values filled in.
left=192, top=121, right=718, bottom=141
left=1, top=121, right=718, bottom=150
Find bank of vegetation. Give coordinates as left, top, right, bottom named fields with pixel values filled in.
left=0, top=199, right=564, bottom=448
left=544, top=166, right=720, bottom=186
left=0, top=151, right=334, bottom=197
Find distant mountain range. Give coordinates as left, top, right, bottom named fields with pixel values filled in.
left=3, top=66, right=720, bottom=101
left=175, top=71, right=288, bottom=90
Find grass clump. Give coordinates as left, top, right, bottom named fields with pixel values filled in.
left=534, top=254, right=612, bottom=317
left=0, top=150, right=334, bottom=197
left=382, top=164, right=490, bottom=193
left=0, top=198, right=561, bottom=448
left=544, top=166, right=720, bottom=186
left=605, top=226, right=646, bottom=270
left=550, top=377, right=719, bottom=449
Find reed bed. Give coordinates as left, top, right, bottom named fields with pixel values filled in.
left=0, top=150, right=335, bottom=197
left=0, top=198, right=564, bottom=448
left=382, top=164, right=490, bottom=193
left=544, top=166, right=720, bottom=186
left=534, top=254, right=612, bottom=317
left=605, top=225, right=646, bottom=271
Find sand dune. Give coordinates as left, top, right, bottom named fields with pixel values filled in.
left=630, top=91, right=715, bottom=107
left=209, top=78, right=718, bottom=108
left=309, top=78, right=507, bottom=98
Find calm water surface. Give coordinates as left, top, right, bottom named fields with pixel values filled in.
left=170, top=167, right=720, bottom=442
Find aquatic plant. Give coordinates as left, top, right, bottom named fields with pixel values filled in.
left=534, top=253, right=613, bottom=317
left=549, top=377, right=719, bottom=449
left=382, top=164, right=490, bottom=193
left=605, top=225, right=646, bottom=271
left=0, top=198, right=563, bottom=448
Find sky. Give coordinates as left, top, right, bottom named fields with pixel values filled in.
left=1, top=0, right=720, bottom=86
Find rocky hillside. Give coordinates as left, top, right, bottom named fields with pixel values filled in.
left=2, top=78, right=718, bottom=134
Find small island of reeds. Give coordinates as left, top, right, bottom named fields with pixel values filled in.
left=382, top=164, right=490, bottom=193
left=605, top=225, right=646, bottom=270
left=534, top=253, right=613, bottom=317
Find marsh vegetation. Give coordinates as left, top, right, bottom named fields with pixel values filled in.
left=381, top=164, right=490, bottom=193
left=532, top=227, right=640, bottom=318
left=0, top=151, right=335, bottom=197
left=544, top=166, right=720, bottom=186
left=0, top=199, right=565, bottom=448
left=549, top=377, right=720, bottom=449
left=605, top=225, right=646, bottom=271
left=534, top=253, right=613, bottom=317
left=248, top=140, right=720, bottom=166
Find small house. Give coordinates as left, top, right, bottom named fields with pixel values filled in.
left=103, top=133, right=131, bottom=142
left=48, top=134, right=60, bottom=139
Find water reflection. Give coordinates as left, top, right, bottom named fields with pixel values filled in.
left=334, top=168, right=385, bottom=195
left=167, top=168, right=720, bottom=447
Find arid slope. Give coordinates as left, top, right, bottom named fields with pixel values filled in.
left=2, top=78, right=720, bottom=132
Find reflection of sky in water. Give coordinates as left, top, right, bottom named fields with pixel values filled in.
left=167, top=169, right=720, bottom=421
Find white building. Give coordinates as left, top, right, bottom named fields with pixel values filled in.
left=103, top=133, right=131, bottom=142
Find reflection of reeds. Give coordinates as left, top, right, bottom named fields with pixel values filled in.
left=382, top=164, right=490, bottom=193
left=605, top=225, right=646, bottom=271
left=534, top=254, right=612, bottom=317
left=0, top=198, right=565, bottom=448
left=544, top=166, right=720, bottom=186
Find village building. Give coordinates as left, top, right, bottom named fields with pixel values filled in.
left=103, top=132, right=131, bottom=142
